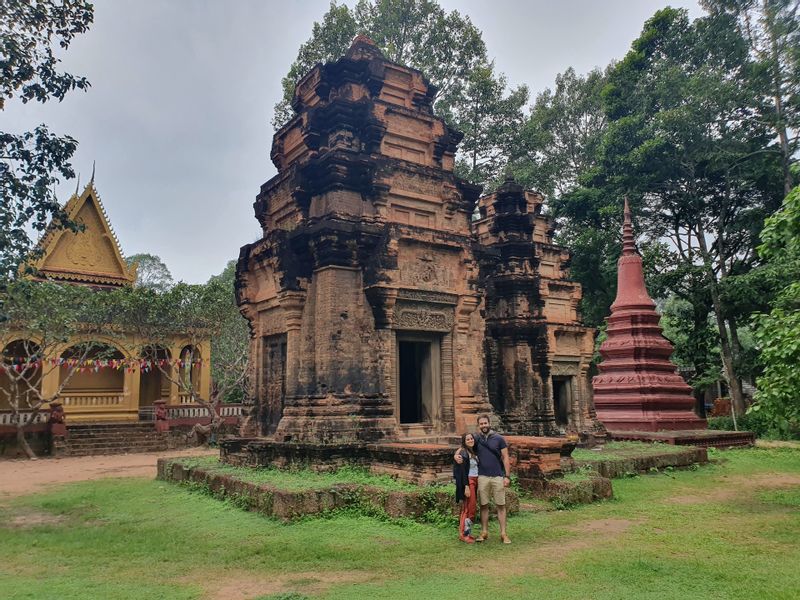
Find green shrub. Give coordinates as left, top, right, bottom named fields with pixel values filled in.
left=707, top=412, right=800, bottom=440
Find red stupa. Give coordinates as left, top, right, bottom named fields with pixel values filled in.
left=592, top=199, right=706, bottom=431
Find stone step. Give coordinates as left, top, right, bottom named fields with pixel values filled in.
left=62, top=435, right=171, bottom=444
left=58, top=447, right=168, bottom=457
left=64, top=439, right=167, bottom=446
left=63, top=440, right=170, bottom=449
left=67, top=424, right=155, bottom=432
left=64, top=427, right=163, bottom=437
left=56, top=440, right=170, bottom=449
left=65, top=434, right=169, bottom=442
left=53, top=421, right=189, bottom=456
left=65, top=430, right=157, bottom=437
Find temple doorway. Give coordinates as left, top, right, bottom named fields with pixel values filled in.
left=552, top=376, right=572, bottom=427
left=397, top=334, right=440, bottom=425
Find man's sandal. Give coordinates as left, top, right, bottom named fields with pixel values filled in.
left=476, top=531, right=489, bottom=542
left=500, top=534, right=512, bottom=544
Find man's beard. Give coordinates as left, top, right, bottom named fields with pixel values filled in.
left=480, top=425, right=490, bottom=434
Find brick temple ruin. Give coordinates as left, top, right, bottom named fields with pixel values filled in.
left=234, top=37, right=605, bottom=451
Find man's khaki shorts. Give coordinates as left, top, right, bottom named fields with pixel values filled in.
left=477, top=475, right=505, bottom=506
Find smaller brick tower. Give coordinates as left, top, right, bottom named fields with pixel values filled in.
left=592, top=199, right=706, bottom=432
left=475, top=178, right=601, bottom=437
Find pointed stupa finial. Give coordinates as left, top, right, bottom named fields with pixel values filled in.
left=622, top=196, right=637, bottom=256
left=90, top=160, right=96, bottom=185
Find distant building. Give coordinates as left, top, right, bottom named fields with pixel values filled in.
left=0, top=181, right=211, bottom=423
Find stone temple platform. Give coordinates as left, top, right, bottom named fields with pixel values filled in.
left=219, top=435, right=575, bottom=488
left=609, top=429, right=755, bottom=449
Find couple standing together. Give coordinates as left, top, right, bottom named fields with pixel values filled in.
left=453, top=414, right=511, bottom=544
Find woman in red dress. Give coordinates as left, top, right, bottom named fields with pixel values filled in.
left=453, top=432, right=479, bottom=543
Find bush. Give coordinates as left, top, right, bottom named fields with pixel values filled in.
left=707, top=413, right=800, bottom=440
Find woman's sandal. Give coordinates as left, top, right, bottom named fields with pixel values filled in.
left=476, top=531, right=489, bottom=542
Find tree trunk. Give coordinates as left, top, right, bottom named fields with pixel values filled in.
left=766, top=11, right=795, bottom=196
left=695, top=227, right=747, bottom=416
left=691, top=303, right=711, bottom=419
left=728, top=318, right=743, bottom=364
left=188, top=396, right=223, bottom=446
left=16, top=421, right=36, bottom=460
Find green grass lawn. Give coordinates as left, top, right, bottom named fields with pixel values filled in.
left=571, top=440, right=692, bottom=461
left=1, top=446, right=799, bottom=599
left=171, top=456, right=438, bottom=492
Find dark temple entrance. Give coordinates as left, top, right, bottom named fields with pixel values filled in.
left=552, top=376, right=572, bottom=427
left=397, top=335, right=440, bottom=425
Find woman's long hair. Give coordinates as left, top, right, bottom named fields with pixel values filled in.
left=461, top=432, right=477, bottom=458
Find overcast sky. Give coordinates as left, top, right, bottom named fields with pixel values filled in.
left=5, top=0, right=702, bottom=283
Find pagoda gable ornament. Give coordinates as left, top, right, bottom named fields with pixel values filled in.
left=592, top=199, right=706, bottom=432
left=32, top=179, right=136, bottom=288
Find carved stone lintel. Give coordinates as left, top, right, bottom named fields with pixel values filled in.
left=550, top=361, right=579, bottom=377
left=394, top=301, right=454, bottom=332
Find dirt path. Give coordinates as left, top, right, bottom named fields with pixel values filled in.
left=0, top=448, right=217, bottom=499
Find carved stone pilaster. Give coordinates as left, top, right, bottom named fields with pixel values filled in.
left=277, top=291, right=306, bottom=331
left=364, top=286, right=398, bottom=329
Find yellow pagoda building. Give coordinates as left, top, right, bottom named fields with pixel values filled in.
left=0, top=180, right=211, bottom=423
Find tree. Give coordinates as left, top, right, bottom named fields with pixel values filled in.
left=272, top=1, right=358, bottom=127
left=508, top=67, right=608, bottom=199
left=442, top=63, right=528, bottom=187
left=125, top=253, right=173, bottom=291
left=206, top=261, right=250, bottom=406
left=702, top=0, right=800, bottom=196
left=0, top=0, right=94, bottom=283
left=750, top=185, right=800, bottom=437
left=275, top=0, right=523, bottom=188
left=275, top=0, right=485, bottom=127
left=499, top=67, right=610, bottom=324
left=659, top=294, right=722, bottom=414
left=578, top=8, right=783, bottom=414
left=547, top=186, right=622, bottom=328
left=0, top=279, right=118, bottom=458
left=115, top=270, right=250, bottom=444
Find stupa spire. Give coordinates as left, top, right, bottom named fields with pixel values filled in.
left=622, top=197, right=636, bottom=256
left=610, top=198, right=654, bottom=311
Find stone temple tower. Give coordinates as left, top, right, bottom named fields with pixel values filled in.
left=592, top=199, right=706, bottom=431
left=475, top=179, right=602, bottom=437
left=236, top=36, right=492, bottom=443
left=236, top=36, right=603, bottom=444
